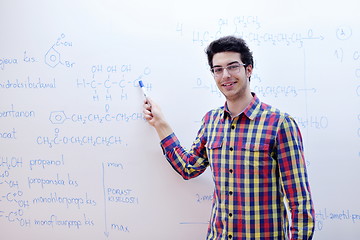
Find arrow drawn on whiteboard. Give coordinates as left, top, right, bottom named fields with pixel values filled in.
left=102, top=162, right=110, bottom=237
left=301, top=29, right=325, bottom=41
left=297, top=88, right=317, bottom=93
left=192, top=85, right=210, bottom=89
left=301, top=35, right=324, bottom=41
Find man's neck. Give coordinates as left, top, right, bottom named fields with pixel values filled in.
left=226, top=92, right=253, bottom=117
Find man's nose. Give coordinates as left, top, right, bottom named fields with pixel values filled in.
left=222, top=68, right=231, bottom=78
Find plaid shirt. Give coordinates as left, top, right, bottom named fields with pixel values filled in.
left=161, top=94, right=315, bottom=239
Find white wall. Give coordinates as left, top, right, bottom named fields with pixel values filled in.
left=0, top=0, right=359, bottom=239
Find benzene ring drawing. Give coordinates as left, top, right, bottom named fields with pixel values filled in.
left=45, top=47, right=61, bottom=68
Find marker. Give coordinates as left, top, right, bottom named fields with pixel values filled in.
left=139, top=80, right=152, bottom=111
left=138, top=80, right=148, bottom=98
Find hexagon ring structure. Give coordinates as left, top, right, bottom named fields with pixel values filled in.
left=49, top=111, right=67, bottom=124
left=45, top=47, right=61, bottom=68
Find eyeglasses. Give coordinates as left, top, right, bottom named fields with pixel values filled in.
left=210, top=63, right=246, bottom=78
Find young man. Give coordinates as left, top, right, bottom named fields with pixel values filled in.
left=143, top=36, right=315, bottom=239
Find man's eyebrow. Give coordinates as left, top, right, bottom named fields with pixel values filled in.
left=227, top=61, right=240, bottom=66
left=212, top=61, right=240, bottom=68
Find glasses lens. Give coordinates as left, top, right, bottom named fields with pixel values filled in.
left=211, top=64, right=244, bottom=77
left=212, top=67, right=223, bottom=76
left=227, top=65, right=240, bottom=73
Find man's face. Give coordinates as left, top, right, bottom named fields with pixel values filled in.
left=212, top=51, right=252, bottom=102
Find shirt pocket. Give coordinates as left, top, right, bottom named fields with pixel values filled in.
left=242, top=143, right=269, bottom=152
left=205, top=137, right=223, bottom=149
left=205, top=137, right=223, bottom=164
left=241, top=143, right=272, bottom=170
left=205, top=137, right=223, bottom=179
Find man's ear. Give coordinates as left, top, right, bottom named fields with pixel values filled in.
left=246, top=64, right=253, bottom=78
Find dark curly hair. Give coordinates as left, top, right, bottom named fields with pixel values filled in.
left=205, top=36, right=254, bottom=69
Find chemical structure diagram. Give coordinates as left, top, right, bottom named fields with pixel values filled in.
left=44, top=33, right=75, bottom=68
left=76, top=65, right=152, bottom=103
left=48, top=104, right=146, bottom=125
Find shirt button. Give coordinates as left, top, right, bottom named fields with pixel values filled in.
left=229, top=234, right=233, bottom=239
left=231, top=125, right=235, bottom=130
left=229, top=169, right=233, bottom=173
left=229, top=147, right=233, bottom=151
left=229, top=213, right=233, bottom=217
left=229, top=191, right=233, bottom=195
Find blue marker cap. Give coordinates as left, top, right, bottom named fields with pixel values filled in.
left=139, top=80, right=148, bottom=98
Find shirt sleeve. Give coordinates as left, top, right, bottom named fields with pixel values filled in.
left=160, top=121, right=209, bottom=180
left=276, top=115, right=315, bottom=240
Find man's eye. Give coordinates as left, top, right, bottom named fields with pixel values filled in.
left=213, top=68, right=223, bottom=73
left=228, top=65, right=239, bottom=70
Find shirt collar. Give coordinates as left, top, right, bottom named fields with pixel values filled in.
left=221, top=93, right=261, bottom=121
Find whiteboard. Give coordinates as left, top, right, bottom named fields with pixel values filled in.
left=1, top=0, right=359, bottom=239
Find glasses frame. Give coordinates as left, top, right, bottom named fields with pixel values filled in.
left=210, top=63, right=247, bottom=78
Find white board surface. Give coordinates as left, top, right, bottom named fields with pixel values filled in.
left=1, top=0, right=360, bottom=239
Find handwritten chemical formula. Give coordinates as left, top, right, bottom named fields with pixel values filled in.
left=44, top=33, right=75, bottom=69
left=76, top=65, right=152, bottom=103
left=176, top=16, right=324, bottom=48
